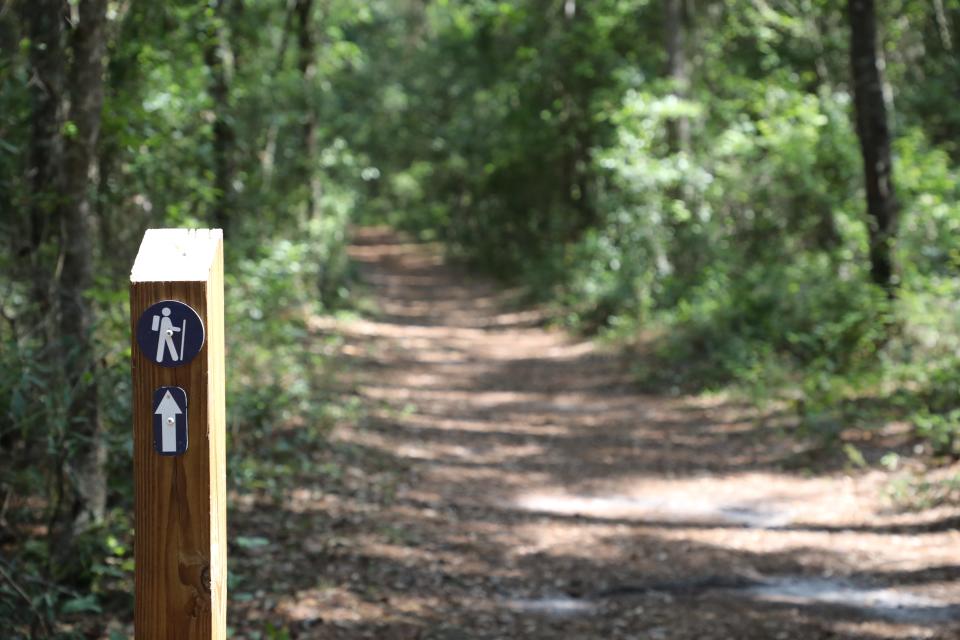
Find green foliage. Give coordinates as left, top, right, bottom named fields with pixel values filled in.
left=644, top=256, right=889, bottom=389
left=350, top=0, right=960, bottom=465
left=226, top=209, right=353, bottom=456
left=5, top=0, right=960, bottom=633
left=2, top=0, right=364, bottom=634
left=913, top=409, right=960, bottom=457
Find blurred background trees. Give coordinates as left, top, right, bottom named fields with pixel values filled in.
left=2, top=0, right=960, bottom=633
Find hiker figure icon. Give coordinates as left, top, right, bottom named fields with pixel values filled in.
left=136, top=299, right=205, bottom=368
left=152, top=306, right=184, bottom=363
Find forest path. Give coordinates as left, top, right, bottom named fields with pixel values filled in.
left=238, top=228, right=960, bottom=639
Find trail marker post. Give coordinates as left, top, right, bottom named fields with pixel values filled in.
left=130, top=229, right=226, bottom=639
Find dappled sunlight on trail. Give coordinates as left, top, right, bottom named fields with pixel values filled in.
left=235, top=228, right=960, bottom=639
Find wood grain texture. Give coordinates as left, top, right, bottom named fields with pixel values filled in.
left=131, top=229, right=226, bottom=639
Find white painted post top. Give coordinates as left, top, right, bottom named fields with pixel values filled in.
left=130, top=229, right=223, bottom=283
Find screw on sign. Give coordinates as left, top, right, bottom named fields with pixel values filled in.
left=136, top=299, right=205, bottom=367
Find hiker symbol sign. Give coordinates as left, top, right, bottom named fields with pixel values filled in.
left=136, top=300, right=205, bottom=367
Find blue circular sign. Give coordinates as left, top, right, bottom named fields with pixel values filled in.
left=136, top=300, right=205, bottom=367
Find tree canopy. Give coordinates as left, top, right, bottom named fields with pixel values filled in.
left=2, top=0, right=960, bottom=634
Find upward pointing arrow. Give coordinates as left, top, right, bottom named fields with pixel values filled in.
left=155, top=390, right=183, bottom=417
left=155, top=391, right=183, bottom=453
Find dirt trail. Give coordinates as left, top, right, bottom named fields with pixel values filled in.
left=235, top=228, right=960, bottom=639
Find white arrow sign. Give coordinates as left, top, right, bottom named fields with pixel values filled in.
left=154, top=390, right=184, bottom=453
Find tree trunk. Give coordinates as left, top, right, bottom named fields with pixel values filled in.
left=61, top=0, right=109, bottom=528
left=662, top=0, right=691, bottom=281
left=261, top=0, right=297, bottom=184
left=664, top=0, right=689, bottom=153
left=20, top=0, right=66, bottom=331
left=296, top=0, right=322, bottom=219
left=933, top=0, right=952, bottom=51
left=558, top=0, right=596, bottom=239
left=848, top=0, right=898, bottom=296
left=204, top=0, right=236, bottom=233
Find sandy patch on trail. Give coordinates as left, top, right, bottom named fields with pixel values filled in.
left=231, top=228, right=960, bottom=639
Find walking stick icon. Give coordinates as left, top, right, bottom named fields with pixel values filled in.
left=180, top=319, right=187, bottom=359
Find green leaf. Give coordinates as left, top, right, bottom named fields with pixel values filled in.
left=235, top=535, right=270, bottom=549
left=61, top=595, right=101, bottom=614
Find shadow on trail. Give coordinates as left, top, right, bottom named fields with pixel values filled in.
left=230, top=228, right=960, bottom=639
left=231, top=469, right=960, bottom=638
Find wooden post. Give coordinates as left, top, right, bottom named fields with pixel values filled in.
left=130, top=229, right=226, bottom=639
